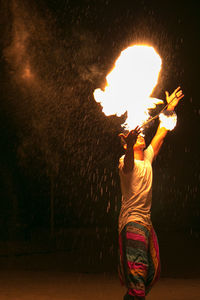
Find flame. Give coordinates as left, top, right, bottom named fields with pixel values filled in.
left=159, top=112, right=177, bottom=131
left=93, top=45, right=163, bottom=130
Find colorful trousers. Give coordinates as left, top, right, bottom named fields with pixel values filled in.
left=118, top=221, right=161, bottom=298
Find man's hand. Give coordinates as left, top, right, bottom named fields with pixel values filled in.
left=165, top=86, right=184, bottom=111
left=119, top=126, right=141, bottom=149
left=119, top=127, right=141, bottom=173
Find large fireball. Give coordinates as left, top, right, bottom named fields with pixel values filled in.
left=93, top=45, right=163, bottom=130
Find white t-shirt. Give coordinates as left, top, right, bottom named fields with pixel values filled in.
left=118, top=145, right=154, bottom=233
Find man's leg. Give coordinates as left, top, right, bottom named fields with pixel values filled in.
left=146, top=226, right=161, bottom=294
left=124, top=292, right=145, bottom=299
left=123, top=292, right=134, bottom=299
left=119, top=222, right=149, bottom=299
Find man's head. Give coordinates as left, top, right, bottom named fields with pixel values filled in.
left=121, top=133, right=146, bottom=151
left=133, top=134, right=146, bottom=151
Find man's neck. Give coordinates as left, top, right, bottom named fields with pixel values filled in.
left=134, top=149, right=144, bottom=161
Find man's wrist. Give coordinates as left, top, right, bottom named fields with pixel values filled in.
left=167, top=106, right=175, bottom=111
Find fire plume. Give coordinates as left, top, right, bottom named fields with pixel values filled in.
left=94, top=45, right=163, bottom=130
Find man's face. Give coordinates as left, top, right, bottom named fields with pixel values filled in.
left=133, top=135, right=146, bottom=150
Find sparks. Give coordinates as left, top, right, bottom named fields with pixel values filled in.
left=93, top=45, right=163, bottom=130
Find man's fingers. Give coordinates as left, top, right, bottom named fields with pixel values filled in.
left=177, top=94, right=184, bottom=101
left=118, top=133, right=126, bottom=142
left=174, top=87, right=184, bottom=99
left=174, top=86, right=181, bottom=93
left=118, top=133, right=126, bottom=139
left=175, top=90, right=183, bottom=96
left=176, top=92, right=182, bottom=97
left=134, top=125, right=141, bottom=134
left=119, top=125, right=141, bottom=143
left=175, top=89, right=184, bottom=101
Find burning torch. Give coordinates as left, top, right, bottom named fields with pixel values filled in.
left=93, top=45, right=183, bottom=133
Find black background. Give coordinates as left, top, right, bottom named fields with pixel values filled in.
left=0, top=0, right=199, bottom=276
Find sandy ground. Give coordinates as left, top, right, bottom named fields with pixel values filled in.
left=0, top=270, right=200, bottom=300
left=0, top=230, right=200, bottom=299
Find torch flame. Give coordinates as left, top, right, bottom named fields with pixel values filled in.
left=159, top=111, right=177, bottom=131
left=93, top=45, right=163, bottom=130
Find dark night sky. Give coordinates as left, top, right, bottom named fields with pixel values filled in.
left=0, top=0, right=200, bottom=241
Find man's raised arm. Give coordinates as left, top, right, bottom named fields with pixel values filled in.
left=150, top=86, right=184, bottom=159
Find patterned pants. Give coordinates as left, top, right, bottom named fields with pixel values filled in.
left=118, top=221, right=161, bottom=298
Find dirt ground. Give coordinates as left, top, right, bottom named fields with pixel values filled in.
left=0, top=229, right=200, bottom=299
left=0, top=270, right=200, bottom=300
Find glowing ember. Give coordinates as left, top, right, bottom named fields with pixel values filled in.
left=93, top=45, right=163, bottom=130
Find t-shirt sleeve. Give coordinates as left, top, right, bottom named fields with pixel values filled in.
left=144, top=144, right=154, bottom=164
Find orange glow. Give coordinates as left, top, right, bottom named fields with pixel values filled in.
left=22, top=63, right=33, bottom=80
left=93, top=45, right=163, bottom=130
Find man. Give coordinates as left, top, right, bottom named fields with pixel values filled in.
left=118, top=87, right=184, bottom=300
